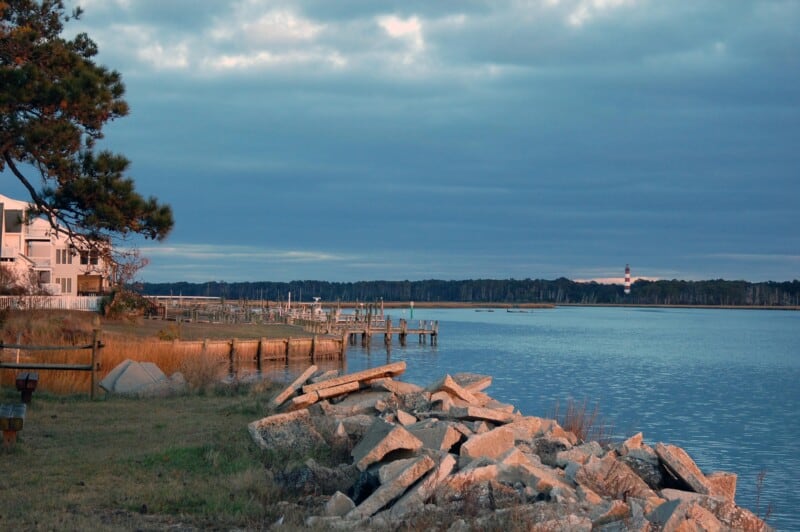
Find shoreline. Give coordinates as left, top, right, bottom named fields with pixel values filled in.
left=322, top=301, right=799, bottom=311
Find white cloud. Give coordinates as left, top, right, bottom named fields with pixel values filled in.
left=377, top=15, right=425, bottom=65
left=564, top=0, right=637, bottom=27
left=243, top=10, right=323, bottom=43
left=138, top=41, right=190, bottom=70
left=140, top=244, right=350, bottom=263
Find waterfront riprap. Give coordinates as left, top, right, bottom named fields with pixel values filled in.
left=314, top=307, right=799, bottom=530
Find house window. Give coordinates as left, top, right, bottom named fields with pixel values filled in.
left=56, top=248, right=73, bottom=265
left=80, top=250, right=99, bottom=265
left=3, top=210, right=22, bottom=233
left=56, top=277, right=72, bottom=294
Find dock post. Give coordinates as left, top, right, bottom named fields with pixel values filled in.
left=256, top=337, right=264, bottom=372
left=385, top=317, right=392, bottom=345
left=399, top=318, right=407, bottom=346
left=341, top=330, right=348, bottom=358
left=311, top=335, right=316, bottom=362
left=229, top=338, right=237, bottom=376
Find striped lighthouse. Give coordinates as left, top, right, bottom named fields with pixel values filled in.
left=624, top=264, right=631, bottom=295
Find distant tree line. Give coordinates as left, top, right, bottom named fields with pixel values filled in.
left=138, top=278, right=800, bottom=307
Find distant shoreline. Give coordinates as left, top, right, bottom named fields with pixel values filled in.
left=322, top=301, right=799, bottom=311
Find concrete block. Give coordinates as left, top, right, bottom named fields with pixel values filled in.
left=451, top=372, right=492, bottom=393
left=369, top=378, right=424, bottom=395
left=271, top=364, right=318, bottom=407
left=655, top=443, right=712, bottom=495
left=302, top=361, right=406, bottom=394
left=346, top=455, right=434, bottom=519
left=395, top=409, right=417, bottom=427
left=248, top=409, right=326, bottom=455
left=390, top=453, right=457, bottom=518
left=351, top=418, right=424, bottom=471
left=407, top=420, right=463, bottom=452
left=449, top=405, right=517, bottom=424
left=427, top=374, right=480, bottom=405
left=324, top=491, right=355, bottom=517
left=459, top=426, right=515, bottom=466
left=706, top=471, right=737, bottom=501
left=575, top=453, right=658, bottom=501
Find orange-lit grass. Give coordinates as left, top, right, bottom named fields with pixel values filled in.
left=0, top=310, right=338, bottom=395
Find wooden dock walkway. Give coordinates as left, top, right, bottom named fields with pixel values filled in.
left=342, top=317, right=438, bottom=347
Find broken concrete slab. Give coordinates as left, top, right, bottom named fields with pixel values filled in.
left=351, top=418, right=424, bottom=471
left=575, top=453, right=659, bottom=501
left=407, top=419, right=463, bottom=452
left=451, top=372, right=493, bottom=393
left=395, top=409, right=417, bottom=426
left=706, top=471, right=737, bottom=501
left=459, top=426, right=515, bottom=467
left=503, top=416, right=544, bottom=442
left=310, top=369, right=339, bottom=383
left=449, top=405, right=517, bottom=424
left=368, top=377, right=424, bottom=395
left=647, top=498, right=723, bottom=531
left=660, top=488, right=766, bottom=530
left=555, top=440, right=604, bottom=468
left=508, top=460, right=575, bottom=495
left=427, top=374, right=480, bottom=405
left=445, top=463, right=502, bottom=493
left=317, top=380, right=361, bottom=400
left=271, top=364, right=318, bottom=407
left=618, top=431, right=643, bottom=455
left=389, top=453, right=457, bottom=518
left=324, top=491, right=356, bottom=517
left=302, top=361, right=406, bottom=394
left=346, top=455, right=435, bottom=520
left=655, top=443, right=712, bottom=495
left=248, top=409, right=327, bottom=455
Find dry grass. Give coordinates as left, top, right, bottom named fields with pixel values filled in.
left=0, top=310, right=324, bottom=395
left=551, top=398, right=609, bottom=444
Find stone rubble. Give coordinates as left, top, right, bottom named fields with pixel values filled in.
left=249, top=363, right=771, bottom=530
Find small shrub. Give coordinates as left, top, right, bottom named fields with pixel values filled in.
left=552, top=398, right=608, bottom=443
left=180, top=351, right=228, bottom=393
left=157, top=324, right=181, bottom=341
left=755, top=469, right=774, bottom=525
left=103, top=289, right=157, bottom=321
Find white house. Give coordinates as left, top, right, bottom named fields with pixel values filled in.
left=0, top=193, right=110, bottom=296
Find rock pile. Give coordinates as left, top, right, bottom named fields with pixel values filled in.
left=249, top=362, right=770, bottom=530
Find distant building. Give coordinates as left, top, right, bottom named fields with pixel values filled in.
left=624, top=264, right=631, bottom=295
left=0, top=193, right=110, bottom=295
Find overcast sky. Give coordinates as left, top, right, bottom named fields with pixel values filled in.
left=6, top=0, right=798, bottom=283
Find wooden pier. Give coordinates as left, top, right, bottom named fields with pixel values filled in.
left=145, top=297, right=439, bottom=348
left=343, top=317, right=438, bottom=347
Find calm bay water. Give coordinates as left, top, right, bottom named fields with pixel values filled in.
left=320, top=306, right=799, bottom=529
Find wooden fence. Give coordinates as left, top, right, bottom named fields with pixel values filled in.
left=0, top=329, right=103, bottom=399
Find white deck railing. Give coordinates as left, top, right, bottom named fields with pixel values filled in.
left=0, top=295, right=105, bottom=311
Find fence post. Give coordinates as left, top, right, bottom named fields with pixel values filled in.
left=90, top=328, right=100, bottom=400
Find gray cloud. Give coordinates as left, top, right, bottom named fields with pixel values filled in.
left=31, top=0, right=796, bottom=283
